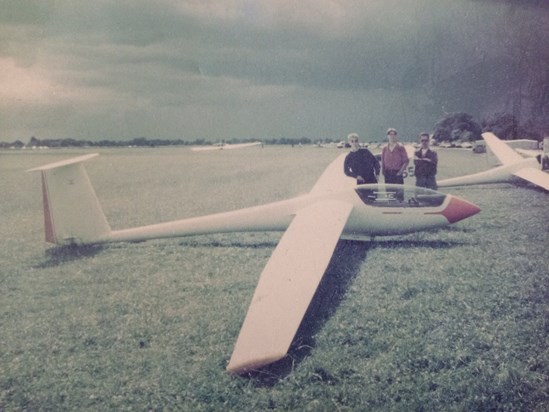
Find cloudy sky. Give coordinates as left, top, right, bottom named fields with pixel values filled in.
left=0, top=0, right=544, bottom=142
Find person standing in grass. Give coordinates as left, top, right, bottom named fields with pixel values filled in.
left=414, top=132, right=438, bottom=190
left=381, top=128, right=409, bottom=185
left=343, top=133, right=380, bottom=184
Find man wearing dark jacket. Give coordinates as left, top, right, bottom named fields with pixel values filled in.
left=414, top=132, right=438, bottom=190
left=343, top=133, right=380, bottom=184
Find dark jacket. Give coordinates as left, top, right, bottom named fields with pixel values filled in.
left=344, top=148, right=380, bottom=183
left=414, top=148, right=438, bottom=177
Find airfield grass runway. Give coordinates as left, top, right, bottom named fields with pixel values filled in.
left=1, top=146, right=548, bottom=410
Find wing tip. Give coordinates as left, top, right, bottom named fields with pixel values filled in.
left=27, top=153, right=99, bottom=172
left=226, top=352, right=287, bottom=375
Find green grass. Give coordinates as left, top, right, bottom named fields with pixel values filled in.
left=1, top=146, right=548, bottom=410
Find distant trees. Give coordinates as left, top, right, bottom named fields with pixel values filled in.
left=431, top=111, right=543, bottom=143
left=493, top=3, right=548, bottom=139
left=1, top=136, right=320, bottom=148
left=432, top=112, right=482, bottom=142
left=481, top=112, right=542, bottom=140
left=0, top=135, right=332, bottom=148
left=420, top=1, right=547, bottom=138
left=3, top=136, right=222, bottom=148
left=481, top=113, right=519, bottom=140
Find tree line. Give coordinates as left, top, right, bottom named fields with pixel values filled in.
left=0, top=136, right=318, bottom=149
left=1, top=111, right=542, bottom=149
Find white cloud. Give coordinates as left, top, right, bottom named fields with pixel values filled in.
left=0, top=57, right=69, bottom=104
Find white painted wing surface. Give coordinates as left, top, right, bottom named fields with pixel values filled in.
left=191, top=142, right=261, bottom=152
left=404, top=144, right=416, bottom=159
left=27, top=153, right=99, bottom=171
left=309, top=153, right=356, bottom=195
left=513, top=167, right=549, bottom=191
left=483, top=132, right=523, bottom=164
left=515, top=148, right=542, bottom=158
left=227, top=200, right=354, bottom=374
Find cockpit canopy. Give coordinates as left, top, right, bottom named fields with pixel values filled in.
left=355, top=184, right=446, bottom=208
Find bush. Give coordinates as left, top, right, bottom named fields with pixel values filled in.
left=433, top=113, right=482, bottom=143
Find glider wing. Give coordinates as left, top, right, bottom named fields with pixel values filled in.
left=191, top=142, right=261, bottom=152
left=484, top=132, right=549, bottom=190
left=513, top=167, right=549, bottom=191
left=515, top=148, right=542, bottom=158
left=227, top=199, right=354, bottom=374
left=309, top=153, right=355, bottom=195
left=404, top=144, right=416, bottom=159
left=438, top=133, right=548, bottom=190
left=483, top=132, right=523, bottom=164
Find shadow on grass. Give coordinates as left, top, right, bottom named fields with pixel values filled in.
left=179, top=240, right=279, bottom=249
left=178, top=232, right=282, bottom=249
left=35, top=244, right=106, bottom=268
left=369, top=238, right=469, bottom=250
left=243, top=236, right=472, bottom=385
left=243, top=239, right=370, bottom=386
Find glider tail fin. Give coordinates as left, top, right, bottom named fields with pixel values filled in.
left=28, top=154, right=111, bottom=245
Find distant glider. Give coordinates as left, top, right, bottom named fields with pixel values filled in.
left=190, top=141, right=262, bottom=152
left=438, top=132, right=549, bottom=191
left=29, top=153, right=480, bottom=374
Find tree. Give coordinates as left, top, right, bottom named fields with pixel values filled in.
left=432, top=112, right=482, bottom=142
left=481, top=112, right=542, bottom=140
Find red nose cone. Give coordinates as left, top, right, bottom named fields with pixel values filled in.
left=441, top=196, right=481, bottom=223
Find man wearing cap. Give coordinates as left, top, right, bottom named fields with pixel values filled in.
left=381, top=128, right=409, bottom=185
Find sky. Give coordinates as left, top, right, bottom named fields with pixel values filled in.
left=1, top=0, right=545, bottom=142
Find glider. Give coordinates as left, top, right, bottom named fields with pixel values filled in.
left=29, top=153, right=480, bottom=374
left=438, top=132, right=549, bottom=191
left=190, top=141, right=262, bottom=152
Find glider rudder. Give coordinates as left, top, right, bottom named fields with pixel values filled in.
left=28, top=154, right=111, bottom=245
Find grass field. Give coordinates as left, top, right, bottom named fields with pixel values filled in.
left=1, top=146, right=548, bottom=411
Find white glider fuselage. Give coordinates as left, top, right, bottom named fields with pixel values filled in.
left=105, top=186, right=472, bottom=245
left=36, top=174, right=478, bottom=247
left=29, top=153, right=480, bottom=375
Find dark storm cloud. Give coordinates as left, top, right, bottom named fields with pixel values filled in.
left=1, top=0, right=546, bottom=141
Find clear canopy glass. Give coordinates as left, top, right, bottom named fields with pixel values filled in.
left=355, top=184, right=446, bottom=208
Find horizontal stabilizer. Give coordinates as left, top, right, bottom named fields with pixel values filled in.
left=27, top=153, right=99, bottom=172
